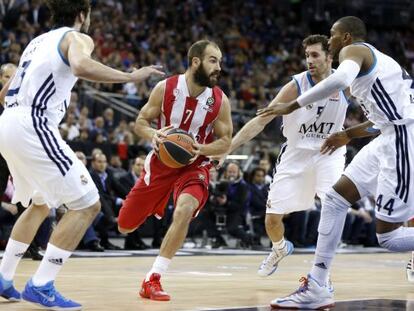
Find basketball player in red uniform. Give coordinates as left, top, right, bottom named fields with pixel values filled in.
left=118, top=40, right=233, bottom=301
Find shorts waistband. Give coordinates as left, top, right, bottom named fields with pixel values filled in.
left=381, top=122, right=414, bottom=135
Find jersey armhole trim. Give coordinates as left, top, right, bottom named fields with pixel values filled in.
left=57, top=30, right=77, bottom=67
left=353, top=43, right=377, bottom=78
left=292, top=77, right=301, bottom=95
left=306, top=71, right=316, bottom=87
left=340, top=90, right=350, bottom=105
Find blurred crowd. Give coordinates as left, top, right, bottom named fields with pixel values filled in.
left=1, top=0, right=413, bottom=254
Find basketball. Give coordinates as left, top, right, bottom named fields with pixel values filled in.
left=158, top=128, right=195, bottom=168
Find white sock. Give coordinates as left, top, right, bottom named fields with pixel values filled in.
left=32, top=243, right=72, bottom=286
left=145, top=256, right=171, bottom=281
left=0, top=239, right=29, bottom=281
left=272, top=238, right=286, bottom=250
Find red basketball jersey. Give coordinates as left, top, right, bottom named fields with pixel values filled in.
left=159, top=74, right=223, bottom=144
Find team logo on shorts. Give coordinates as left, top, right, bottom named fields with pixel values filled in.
left=266, top=200, right=271, bottom=209
left=198, top=174, right=206, bottom=181
left=306, top=104, right=313, bottom=110
left=173, top=88, right=180, bottom=97
left=80, top=175, right=88, bottom=185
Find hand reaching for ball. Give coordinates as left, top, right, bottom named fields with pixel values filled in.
left=152, top=125, right=174, bottom=154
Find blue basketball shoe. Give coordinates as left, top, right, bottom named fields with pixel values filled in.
left=0, top=274, right=21, bottom=301
left=22, top=279, right=81, bottom=310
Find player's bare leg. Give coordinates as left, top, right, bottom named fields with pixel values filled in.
left=258, top=213, right=294, bottom=276
left=21, top=200, right=101, bottom=310
left=10, top=203, right=50, bottom=244
left=140, top=193, right=198, bottom=301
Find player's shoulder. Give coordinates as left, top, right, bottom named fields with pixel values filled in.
left=340, top=43, right=372, bottom=58
left=212, top=86, right=229, bottom=103
left=65, top=31, right=93, bottom=46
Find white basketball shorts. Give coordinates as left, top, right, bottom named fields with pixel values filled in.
left=267, top=144, right=345, bottom=214
left=0, top=107, right=99, bottom=209
left=344, top=123, right=414, bottom=223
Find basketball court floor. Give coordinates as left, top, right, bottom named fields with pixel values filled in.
left=1, top=247, right=413, bottom=310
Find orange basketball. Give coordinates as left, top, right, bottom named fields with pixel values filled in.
left=158, top=128, right=195, bottom=168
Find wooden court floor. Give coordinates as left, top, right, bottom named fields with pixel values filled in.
left=1, top=252, right=413, bottom=310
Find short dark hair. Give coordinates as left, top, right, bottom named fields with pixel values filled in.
left=336, top=16, right=367, bottom=40
left=187, top=40, right=219, bottom=66
left=248, top=167, right=266, bottom=183
left=46, top=0, right=90, bottom=27
left=302, top=35, right=329, bottom=54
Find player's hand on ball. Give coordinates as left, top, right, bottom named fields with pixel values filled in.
left=188, top=142, right=201, bottom=164
left=152, top=125, right=174, bottom=154
left=320, top=131, right=351, bottom=155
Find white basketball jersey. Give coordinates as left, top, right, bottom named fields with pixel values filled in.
left=283, top=70, right=348, bottom=150
left=350, top=43, right=414, bottom=129
left=5, top=27, right=78, bottom=126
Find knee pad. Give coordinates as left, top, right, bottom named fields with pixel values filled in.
left=318, top=188, right=351, bottom=236
left=377, top=227, right=412, bottom=252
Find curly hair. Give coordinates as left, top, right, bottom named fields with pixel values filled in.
left=46, top=0, right=90, bottom=27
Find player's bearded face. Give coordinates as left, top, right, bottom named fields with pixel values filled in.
left=194, top=62, right=220, bottom=88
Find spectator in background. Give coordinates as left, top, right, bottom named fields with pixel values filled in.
left=258, top=158, right=273, bottom=185
left=90, top=116, right=108, bottom=142
left=107, top=154, right=127, bottom=179
left=79, top=106, right=93, bottom=130
left=118, top=156, right=152, bottom=250
left=103, top=107, right=115, bottom=132
left=89, top=153, right=122, bottom=250
left=0, top=63, right=16, bottom=198
left=67, top=91, right=80, bottom=118
left=212, top=162, right=252, bottom=248
left=248, top=167, right=268, bottom=247
left=60, top=113, right=80, bottom=141
left=76, top=151, right=104, bottom=252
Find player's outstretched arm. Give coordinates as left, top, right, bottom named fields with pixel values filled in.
left=257, top=45, right=370, bottom=118
left=230, top=80, right=298, bottom=153
left=197, top=94, right=233, bottom=157
left=320, top=120, right=377, bottom=155
left=65, top=32, right=164, bottom=83
left=0, top=76, right=12, bottom=105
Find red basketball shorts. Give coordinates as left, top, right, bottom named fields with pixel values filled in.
left=118, top=152, right=211, bottom=230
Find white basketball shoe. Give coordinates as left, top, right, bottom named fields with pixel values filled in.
left=270, top=274, right=335, bottom=310
left=257, top=240, right=294, bottom=277
left=406, top=256, right=414, bottom=283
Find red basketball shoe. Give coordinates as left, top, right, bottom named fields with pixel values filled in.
left=139, top=273, right=170, bottom=301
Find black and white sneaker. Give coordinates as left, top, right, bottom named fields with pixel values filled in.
left=407, top=256, right=414, bottom=283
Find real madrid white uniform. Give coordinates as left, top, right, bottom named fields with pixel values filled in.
left=0, top=27, right=99, bottom=209
left=343, top=43, right=414, bottom=223
left=267, top=70, right=347, bottom=214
